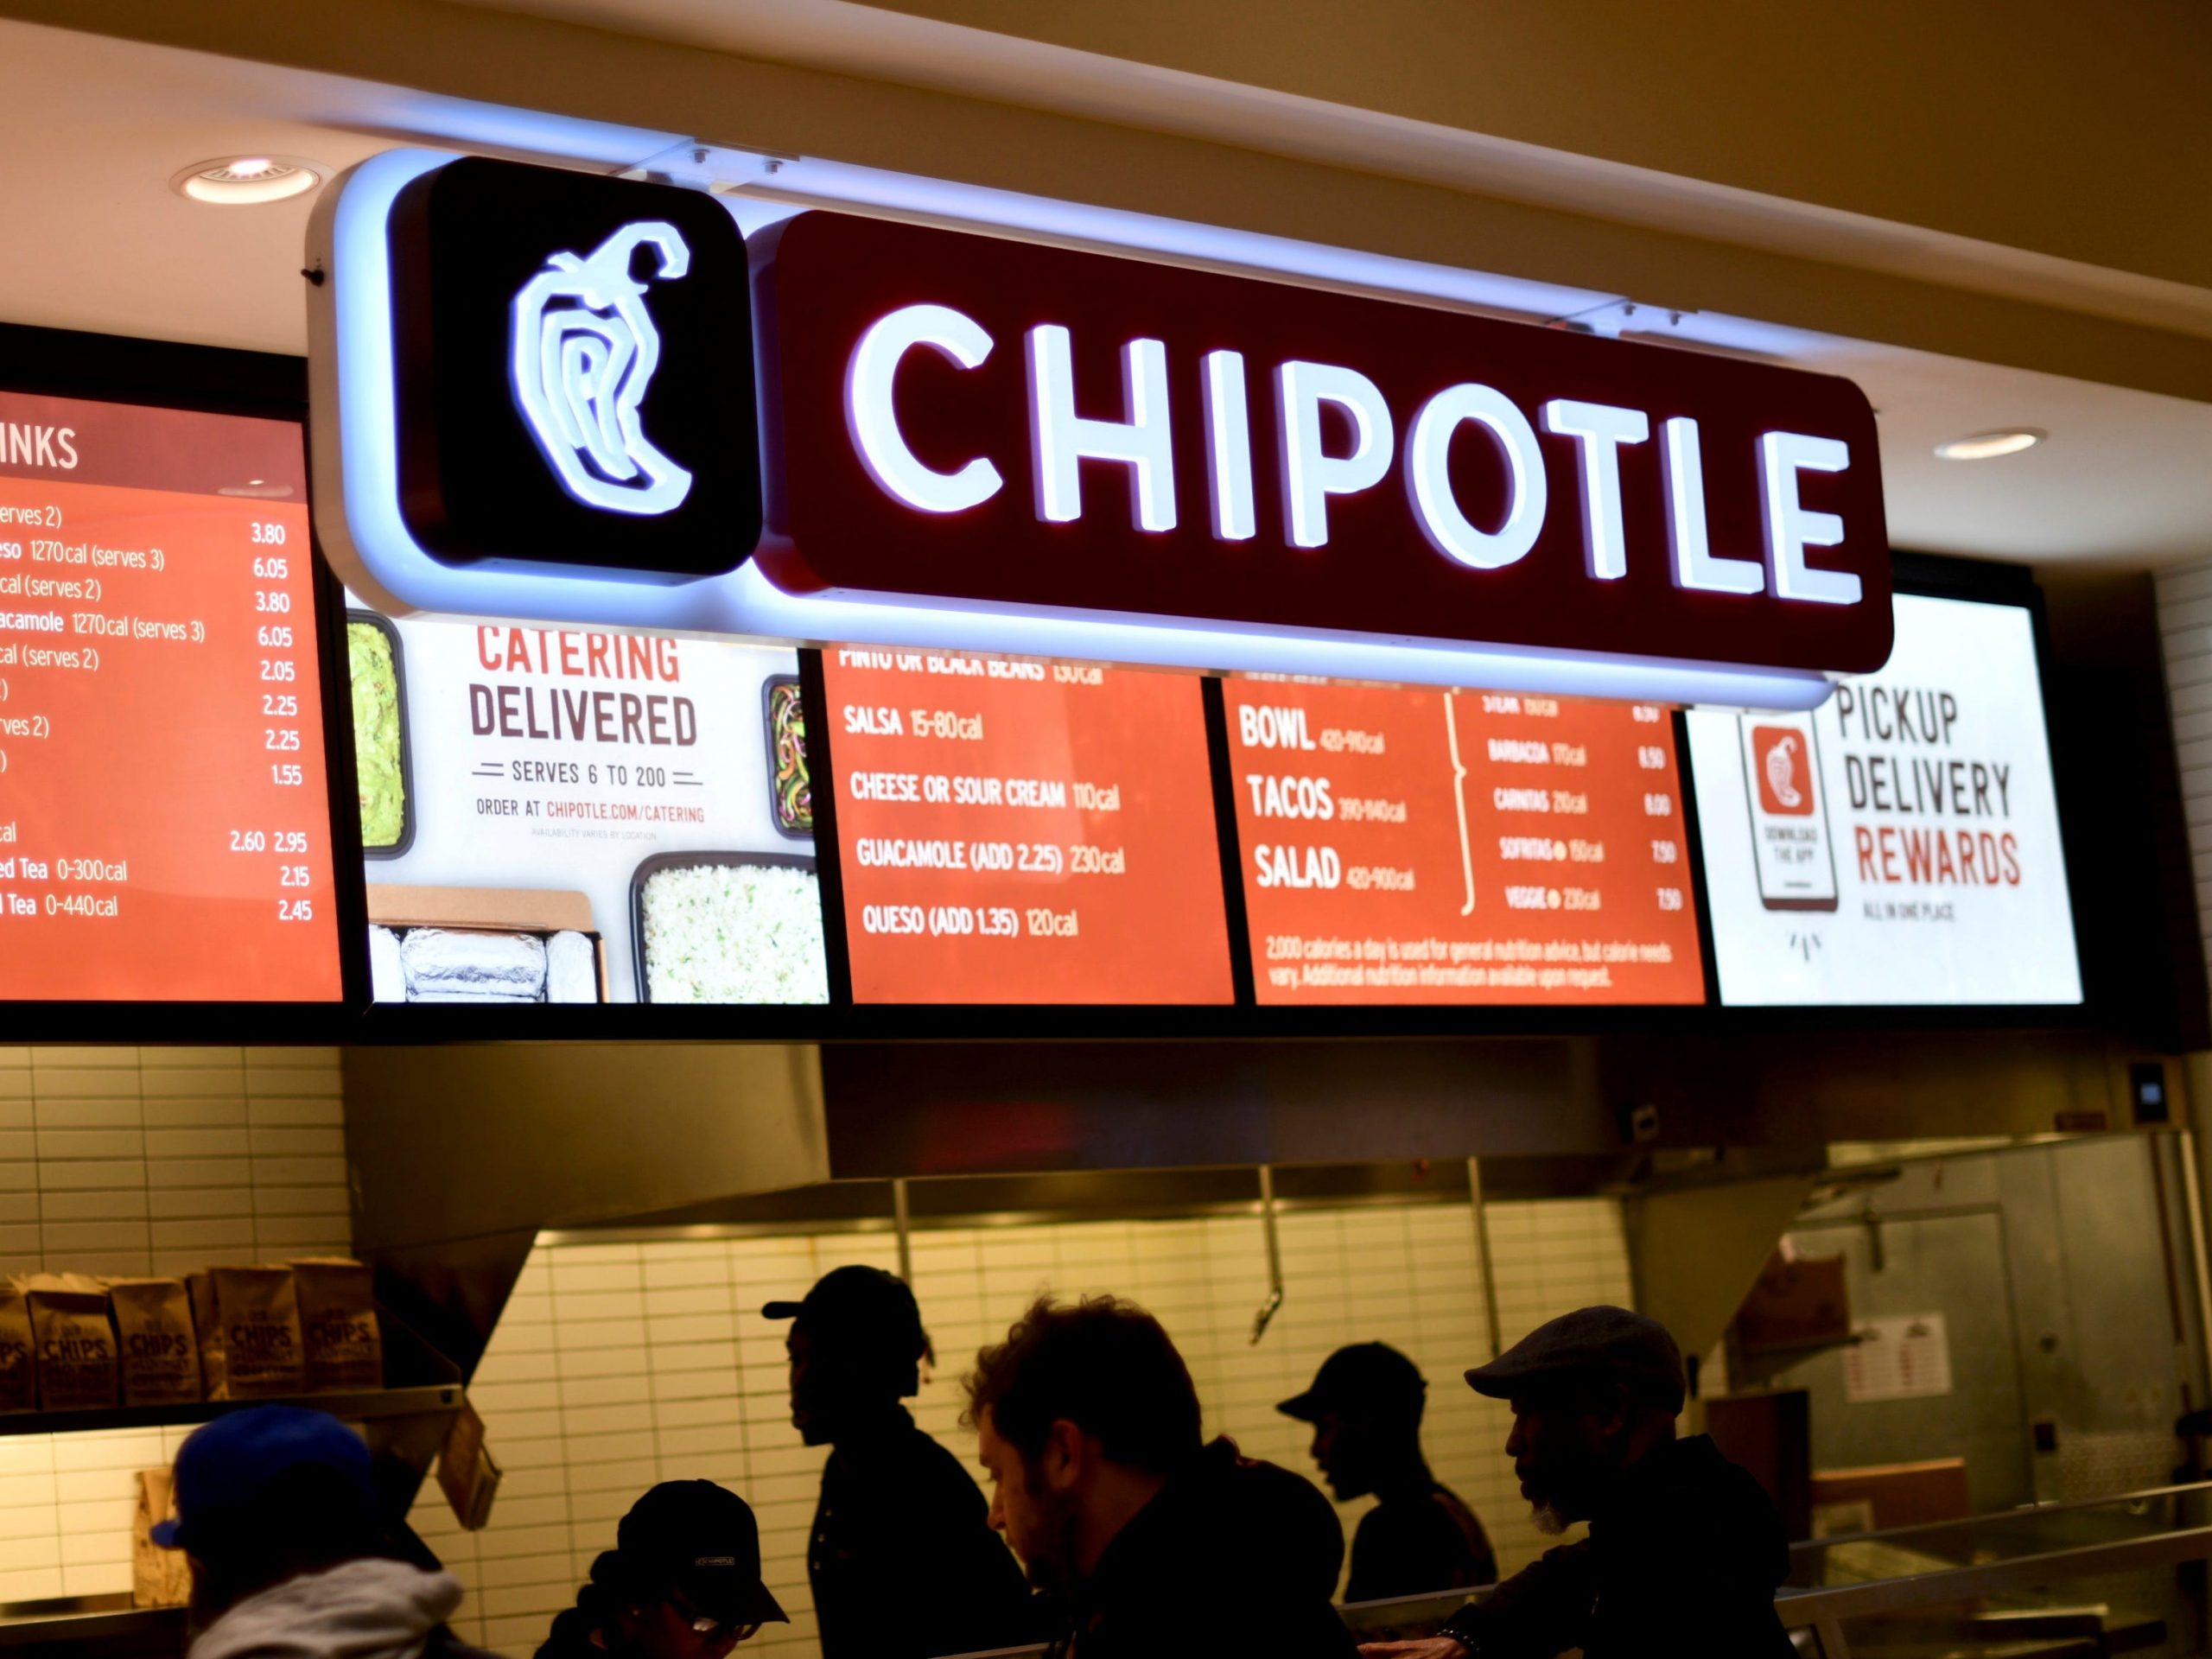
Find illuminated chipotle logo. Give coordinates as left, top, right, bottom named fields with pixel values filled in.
left=750, top=212, right=1891, bottom=683
left=313, top=155, right=1890, bottom=703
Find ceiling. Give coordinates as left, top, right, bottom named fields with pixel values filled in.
left=0, top=17, right=2205, bottom=572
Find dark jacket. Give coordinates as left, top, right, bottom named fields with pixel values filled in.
left=810, top=1407, right=1033, bottom=1659
left=536, top=1572, right=613, bottom=1659
left=1438, top=1434, right=1794, bottom=1658
left=1346, top=1468, right=1497, bottom=1604
left=1049, top=1437, right=1355, bottom=1659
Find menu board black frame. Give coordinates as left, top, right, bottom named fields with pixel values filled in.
left=0, top=323, right=2133, bottom=1043
left=0, top=321, right=370, bottom=1039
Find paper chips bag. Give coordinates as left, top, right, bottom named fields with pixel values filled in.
left=291, top=1258, right=383, bottom=1392
left=24, top=1274, right=118, bottom=1412
left=108, top=1279, right=201, bottom=1407
left=207, top=1267, right=305, bottom=1399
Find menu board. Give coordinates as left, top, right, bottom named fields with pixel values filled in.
left=820, top=648, right=1235, bottom=1004
left=347, top=604, right=827, bottom=1005
left=1223, top=680, right=1706, bottom=1005
left=0, top=391, right=342, bottom=1002
left=1687, top=592, right=2081, bottom=1005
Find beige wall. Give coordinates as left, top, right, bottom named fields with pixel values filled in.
left=0, top=1045, right=350, bottom=1602
left=10, top=0, right=2209, bottom=404
left=416, top=1199, right=1634, bottom=1657
left=861, top=0, right=2212, bottom=290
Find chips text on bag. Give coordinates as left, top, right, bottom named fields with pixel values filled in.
left=291, top=1259, right=383, bottom=1392
left=0, top=1281, right=35, bottom=1414
left=208, top=1267, right=305, bottom=1399
left=25, top=1277, right=118, bottom=1412
left=109, top=1280, right=202, bottom=1407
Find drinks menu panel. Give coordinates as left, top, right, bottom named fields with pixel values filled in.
left=0, top=392, right=343, bottom=1001
left=821, top=648, right=1234, bottom=1004
left=1223, top=680, right=1705, bottom=1005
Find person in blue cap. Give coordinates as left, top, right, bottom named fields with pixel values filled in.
left=1356, top=1306, right=1793, bottom=1659
left=537, top=1481, right=786, bottom=1659
left=156, top=1405, right=489, bottom=1659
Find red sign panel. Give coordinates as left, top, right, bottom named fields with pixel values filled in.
left=1222, top=679, right=1707, bottom=1005
left=0, top=392, right=344, bottom=1003
left=751, top=212, right=1891, bottom=679
left=820, top=648, right=1235, bottom=1005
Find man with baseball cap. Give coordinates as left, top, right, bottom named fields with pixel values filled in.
left=1278, top=1343, right=1496, bottom=1602
left=766, top=1265, right=1031, bottom=1659
left=1358, top=1306, right=1793, bottom=1659
left=156, top=1405, right=491, bottom=1659
left=537, top=1481, right=785, bottom=1659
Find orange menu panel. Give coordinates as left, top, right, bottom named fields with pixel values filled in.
left=1224, top=681, right=1706, bottom=1005
left=823, top=649, right=1234, bottom=1005
left=0, top=427, right=342, bottom=1001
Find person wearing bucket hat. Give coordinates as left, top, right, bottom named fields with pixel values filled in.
left=765, top=1266, right=1032, bottom=1659
left=1357, top=1307, right=1793, bottom=1659
left=156, top=1405, right=493, bottom=1659
left=537, top=1482, right=785, bottom=1659
left=1278, top=1343, right=1497, bottom=1603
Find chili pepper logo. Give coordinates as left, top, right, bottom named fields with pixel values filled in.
left=1751, top=725, right=1815, bottom=817
left=510, top=222, right=694, bottom=515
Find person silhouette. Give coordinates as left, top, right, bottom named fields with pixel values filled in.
left=765, top=1265, right=1032, bottom=1659
left=1278, top=1343, right=1497, bottom=1602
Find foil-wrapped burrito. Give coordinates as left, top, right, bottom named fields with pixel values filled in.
left=368, top=925, right=405, bottom=1002
left=399, top=929, right=547, bottom=1000
left=546, top=931, right=598, bottom=1003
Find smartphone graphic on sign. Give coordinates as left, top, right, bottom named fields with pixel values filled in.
left=1738, top=714, right=1840, bottom=911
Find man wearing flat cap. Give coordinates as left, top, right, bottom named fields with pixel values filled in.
left=1359, top=1306, right=1793, bottom=1659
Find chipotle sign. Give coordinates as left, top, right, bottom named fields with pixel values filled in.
left=749, top=213, right=1889, bottom=679
left=313, top=154, right=1888, bottom=703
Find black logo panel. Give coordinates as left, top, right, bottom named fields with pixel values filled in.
left=389, top=156, right=760, bottom=580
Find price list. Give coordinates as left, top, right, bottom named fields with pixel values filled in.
left=0, top=395, right=341, bottom=1002
left=821, top=648, right=1234, bottom=1004
left=1224, top=679, right=1707, bottom=1005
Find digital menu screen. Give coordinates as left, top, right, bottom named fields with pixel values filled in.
left=347, top=605, right=829, bottom=1006
left=820, top=648, right=1235, bottom=1004
left=1687, top=592, right=2082, bottom=1006
left=1224, top=680, right=1706, bottom=1005
left=0, top=391, right=343, bottom=1001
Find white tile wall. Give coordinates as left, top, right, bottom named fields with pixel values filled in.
left=417, top=1198, right=1633, bottom=1658
left=0, top=1045, right=350, bottom=1601
left=2158, top=559, right=2212, bottom=1007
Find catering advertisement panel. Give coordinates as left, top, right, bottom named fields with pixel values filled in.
left=344, top=603, right=829, bottom=1006
left=1222, top=680, right=1706, bottom=1005
left=0, top=387, right=345, bottom=1004
left=816, top=647, right=1235, bottom=1005
left=1687, top=592, right=2082, bottom=1006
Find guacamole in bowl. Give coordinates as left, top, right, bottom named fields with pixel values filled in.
left=348, top=618, right=408, bottom=851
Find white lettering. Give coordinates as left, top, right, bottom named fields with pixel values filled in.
left=1662, top=417, right=1762, bottom=595
left=1203, top=349, right=1255, bottom=542
left=1541, top=399, right=1648, bottom=581
left=1027, top=325, right=1176, bottom=532
left=1761, top=431, right=1858, bottom=605
left=1278, top=360, right=1392, bottom=548
left=845, top=304, right=1003, bottom=514
left=1407, top=383, right=1547, bottom=570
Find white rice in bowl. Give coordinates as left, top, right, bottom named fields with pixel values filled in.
left=640, top=863, right=830, bottom=1004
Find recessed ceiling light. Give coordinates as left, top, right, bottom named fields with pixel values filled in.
left=1934, top=429, right=2044, bottom=461
left=172, top=156, right=328, bottom=206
